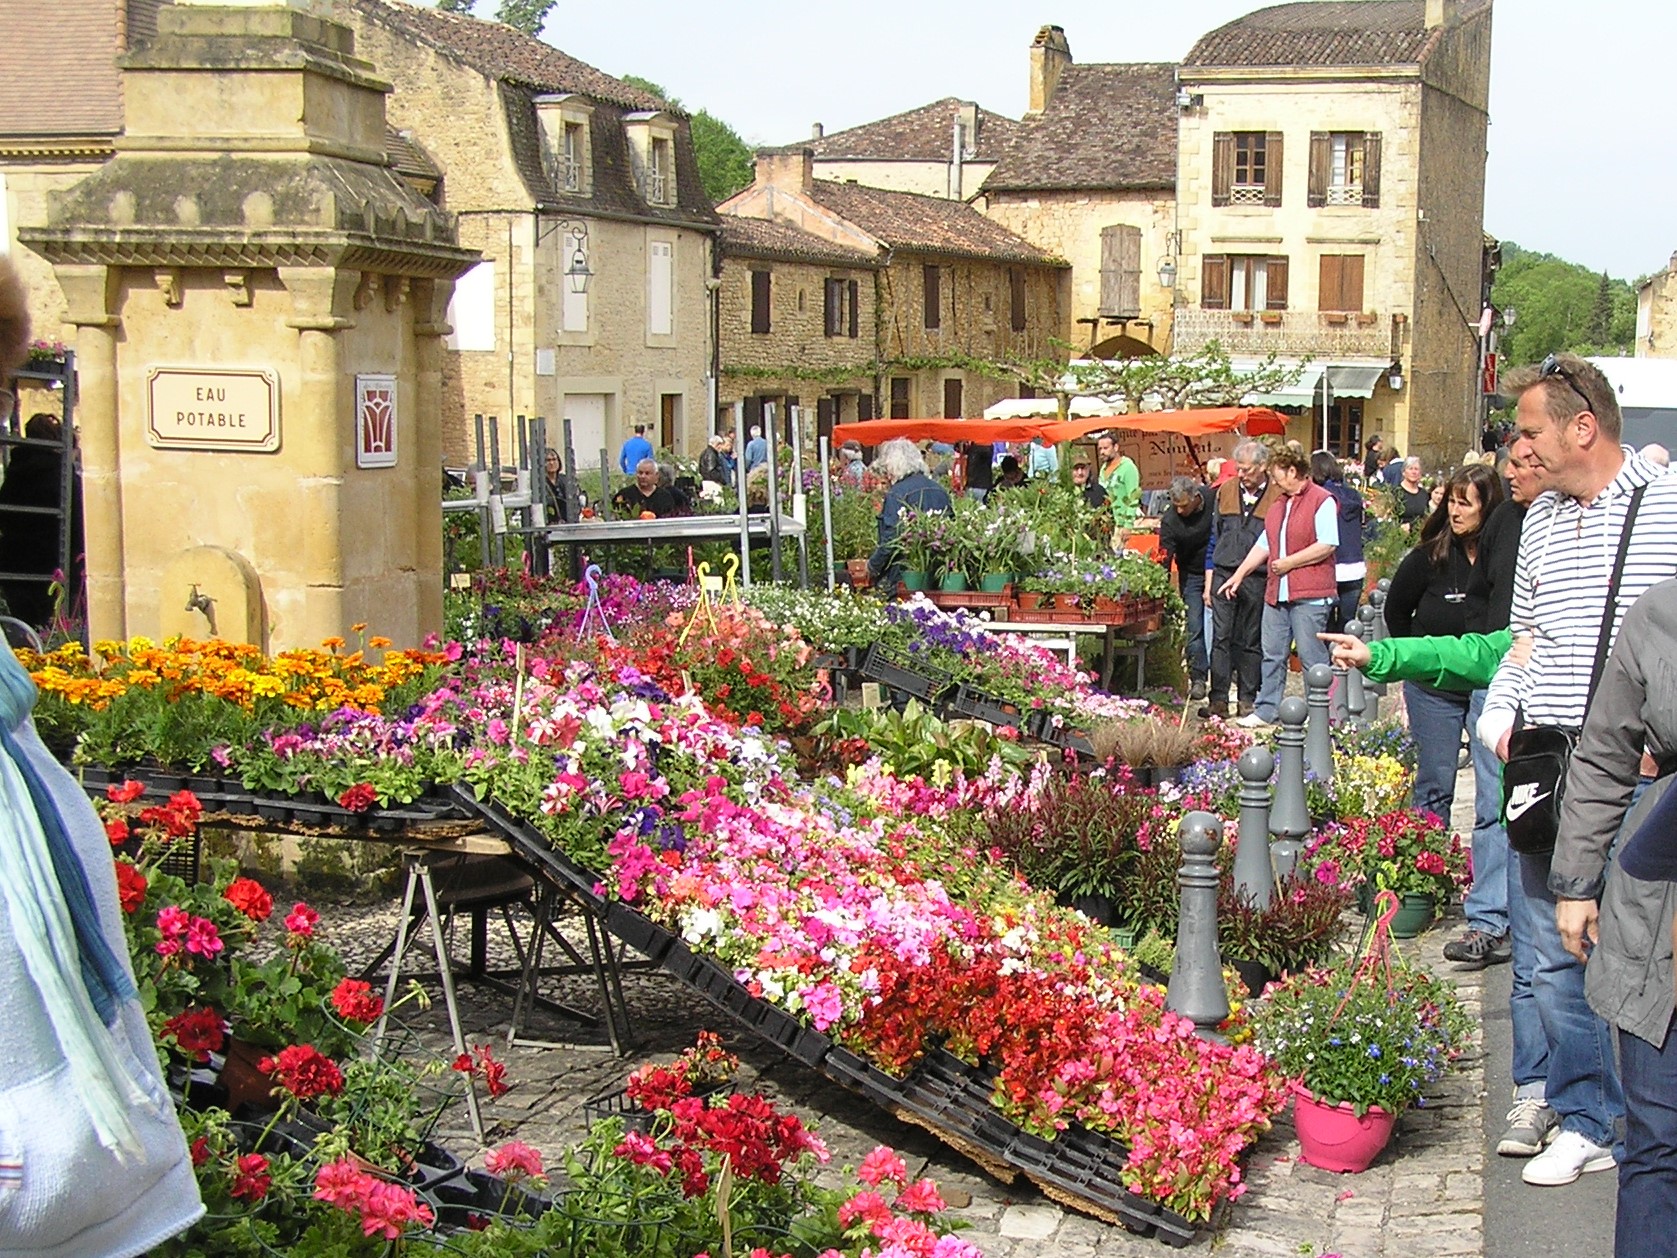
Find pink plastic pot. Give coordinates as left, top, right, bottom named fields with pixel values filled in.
left=1291, top=1083, right=1396, bottom=1172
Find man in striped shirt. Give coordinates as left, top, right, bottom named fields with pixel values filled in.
left=1477, top=353, right=1677, bottom=1188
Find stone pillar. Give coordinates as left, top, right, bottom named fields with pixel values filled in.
left=1232, top=745, right=1276, bottom=910
left=1270, top=696, right=1311, bottom=878
left=1305, top=662, right=1334, bottom=781
left=1166, top=812, right=1230, bottom=1037
left=412, top=278, right=451, bottom=638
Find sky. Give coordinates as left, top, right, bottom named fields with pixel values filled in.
left=522, top=0, right=1677, bottom=283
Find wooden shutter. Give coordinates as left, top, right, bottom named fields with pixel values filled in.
left=923, top=264, right=941, bottom=329
left=1308, top=132, right=1330, bottom=207
left=1265, top=257, right=1289, bottom=310
left=1201, top=254, right=1229, bottom=310
left=1361, top=133, right=1382, bottom=208
left=859, top=393, right=875, bottom=422
left=1009, top=267, right=1027, bottom=331
left=889, top=377, right=910, bottom=419
left=648, top=240, right=673, bottom=335
left=1318, top=254, right=1344, bottom=311
left=1097, top=224, right=1141, bottom=318
left=742, top=396, right=763, bottom=435
left=847, top=278, right=859, bottom=338
left=1341, top=255, right=1364, bottom=311
left=1211, top=132, right=1233, bottom=206
left=816, top=396, right=835, bottom=444
left=823, top=279, right=839, bottom=337
left=1263, top=132, right=1284, bottom=207
left=750, top=269, right=771, bottom=334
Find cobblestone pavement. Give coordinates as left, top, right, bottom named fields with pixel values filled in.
left=315, top=758, right=1487, bottom=1258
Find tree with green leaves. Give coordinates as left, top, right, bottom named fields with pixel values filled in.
left=1490, top=242, right=1637, bottom=363
left=621, top=76, right=755, bottom=205
left=494, top=0, right=554, bottom=35
left=991, top=341, right=1306, bottom=420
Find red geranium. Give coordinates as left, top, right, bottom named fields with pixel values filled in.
left=451, top=1042, right=509, bottom=1098
left=162, top=1006, right=225, bottom=1063
left=230, top=1153, right=271, bottom=1202
left=283, top=902, right=320, bottom=940
left=106, top=780, right=145, bottom=804
left=104, top=817, right=130, bottom=846
left=338, top=783, right=379, bottom=813
left=114, top=861, right=147, bottom=914
left=330, top=978, right=384, bottom=1025
left=259, top=1043, right=344, bottom=1100
left=223, top=877, right=273, bottom=922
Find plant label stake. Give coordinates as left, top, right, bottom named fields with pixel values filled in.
left=576, top=563, right=615, bottom=643
left=722, top=552, right=742, bottom=607
left=678, top=562, right=722, bottom=649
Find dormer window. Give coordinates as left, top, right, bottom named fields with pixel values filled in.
left=624, top=111, right=679, bottom=208
left=534, top=94, right=593, bottom=197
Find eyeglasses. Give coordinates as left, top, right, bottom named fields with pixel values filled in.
left=1539, top=353, right=1593, bottom=415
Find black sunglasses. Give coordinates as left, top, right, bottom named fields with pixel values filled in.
left=1539, top=353, right=1593, bottom=415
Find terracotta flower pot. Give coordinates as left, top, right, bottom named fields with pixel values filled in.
left=1291, top=1084, right=1396, bottom=1172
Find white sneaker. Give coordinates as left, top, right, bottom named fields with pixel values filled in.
left=1521, top=1130, right=1616, bottom=1186
left=1234, top=713, right=1272, bottom=729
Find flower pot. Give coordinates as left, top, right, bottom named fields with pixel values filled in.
left=1389, top=894, right=1437, bottom=938
left=980, top=572, right=1010, bottom=593
left=900, top=569, right=930, bottom=592
left=1291, top=1084, right=1397, bottom=1172
left=1053, top=593, right=1082, bottom=610
left=217, top=1037, right=276, bottom=1113
left=845, top=558, right=872, bottom=586
left=1015, top=591, right=1044, bottom=610
left=938, top=571, right=969, bottom=593
left=1065, top=892, right=1119, bottom=928
left=1230, top=957, right=1274, bottom=998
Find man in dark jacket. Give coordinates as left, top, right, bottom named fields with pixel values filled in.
left=1201, top=441, right=1280, bottom=718
left=867, top=438, right=951, bottom=586
left=1159, top=475, right=1213, bottom=699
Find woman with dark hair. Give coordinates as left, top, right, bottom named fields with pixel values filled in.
left=1312, top=450, right=1365, bottom=632
left=1362, top=435, right=1385, bottom=480
left=1384, top=462, right=1506, bottom=819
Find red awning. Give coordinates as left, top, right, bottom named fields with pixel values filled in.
left=830, top=407, right=1285, bottom=446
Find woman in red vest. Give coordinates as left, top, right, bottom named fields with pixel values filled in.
left=1216, top=447, right=1339, bottom=728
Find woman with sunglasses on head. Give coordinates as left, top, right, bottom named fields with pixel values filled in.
left=1383, top=462, right=1506, bottom=821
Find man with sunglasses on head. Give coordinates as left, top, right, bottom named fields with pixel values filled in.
left=1476, top=353, right=1677, bottom=1192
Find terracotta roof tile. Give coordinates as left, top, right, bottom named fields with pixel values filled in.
left=719, top=215, right=879, bottom=268
left=344, top=0, right=670, bottom=111
left=982, top=63, right=1177, bottom=193
left=0, top=0, right=123, bottom=137
left=1184, top=0, right=1488, bottom=69
left=790, top=98, right=1021, bottom=162
left=807, top=180, right=1061, bottom=265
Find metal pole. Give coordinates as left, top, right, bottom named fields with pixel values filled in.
left=1232, top=746, right=1276, bottom=910
left=736, top=423, right=752, bottom=587
left=765, top=402, right=783, bottom=583
left=819, top=434, right=835, bottom=593
left=790, top=404, right=808, bottom=589
left=1166, top=812, right=1230, bottom=1038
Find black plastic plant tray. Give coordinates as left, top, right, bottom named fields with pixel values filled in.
left=944, top=684, right=1028, bottom=729
left=857, top=644, right=950, bottom=704
left=603, top=900, right=674, bottom=963
left=449, top=786, right=606, bottom=908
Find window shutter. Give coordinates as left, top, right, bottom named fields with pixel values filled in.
left=1265, top=257, right=1289, bottom=310
left=1308, top=132, right=1330, bottom=208
left=1343, top=254, right=1365, bottom=312
left=1263, top=132, right=1284, bottom=207
left=1201, top=255, right=1229, bottom=310
left=923, top=264, right=941, bottom=329
left=1361, top=133, right=1382, bottom=208
left=889, top=378, right=910, bottom=418
left=1098, top=225, right=1122, bottom=315
left=847, top=278, right=860, bottom=338
left=1211, top=132, right=1233, bottom=206
left=750, top=270, right=771, bottom=334
left=1118, top=225, right=1141, bottom=319
left=823, top=279, right=839, bottom=337
left=743, top=396, right=763, bottom=434
left=648, top=240, right=674, bottom=335
left=942, top=377, right=963, bottom=419
left=1318, top=254, right=1344, bottom=311
left=859, top=393, right=875, bottom=422
left=1009, top=267, right=1027, bottom=331
left=816, top=397, right=835, bottom=443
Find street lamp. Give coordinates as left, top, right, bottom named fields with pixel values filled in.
left=1387, top=362, right=1404, bottom=392
left=1156, top=257, right=1178, bottom=288
left=562, top=222, right=593, bottom=294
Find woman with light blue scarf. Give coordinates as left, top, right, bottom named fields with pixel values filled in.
left=0, top=259, right=201, bottom=1255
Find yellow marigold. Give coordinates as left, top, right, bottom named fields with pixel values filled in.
left=368, top=636, right=392, bottom=650
left=351, top=622, right=368, bottom=634
left=322, top=637, right=345, bottom=652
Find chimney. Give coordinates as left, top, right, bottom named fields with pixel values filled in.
left=1425, top=0, right=1457, bottom=28
left=755, top=146, right=813, bottom=195
left=956, top=102, right=979, bottom=155
left=1028, top=25, right=1072, bottom=117
left=811, top=122, right=824, bottom=140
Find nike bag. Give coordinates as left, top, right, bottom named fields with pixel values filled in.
left=1502, top=725, right=1578, bottom=857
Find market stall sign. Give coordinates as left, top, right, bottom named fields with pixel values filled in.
left=146, top=367, right=279, bottom=452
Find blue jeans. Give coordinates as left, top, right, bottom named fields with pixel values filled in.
left=1404, top=682, right=1469, bottom=822
left=1463, top=689, right=1510, bottom=938
left=1181, top=573, right=1208, bottom=681
left=1516, top=849, right=1627, bottom=1146
left=1255, top=600, right=1331, bottom=721
left=1505, top=839, right=1549, bottom=1091
left=1618, top=1016, right=1677, bottom=1258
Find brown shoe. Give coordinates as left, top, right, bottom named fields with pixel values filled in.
left=1236, top=701, right=1255, bottom=718
left=1203, top=700, right=1229, bottom=719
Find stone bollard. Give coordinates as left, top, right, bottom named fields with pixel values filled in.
left=1270, top=696, right=1311, bottom=878
left=1358, top=602, right=1386, bottom=698
left=1345, top=619, right=1369, bottom=727
left=1166, top=811, right=1231, bottom=1036
left=1330, top=636, right=1349, bottom=724
left=1305, top=663, right=1335, bottom=781
left=1232, top=745, right=1276, bottom=910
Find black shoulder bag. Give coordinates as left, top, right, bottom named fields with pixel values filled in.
left=1503, top=484, right=1647, bottom=858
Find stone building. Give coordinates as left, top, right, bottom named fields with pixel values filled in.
left=975, top=28, right=1179, bottom=360
left=1636, top=254, right=1677, bottom=357
left=718, top=150, right=1068, bottom=427
left=1172, top=0, right=1494, bottom=464
left=794, top=98, right=1021, bottom=201
left=340, top=0, right=719, bottom=467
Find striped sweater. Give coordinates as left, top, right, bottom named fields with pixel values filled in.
left=1480, top=451, right=1677, bottom=745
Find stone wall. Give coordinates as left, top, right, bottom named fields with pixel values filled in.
left=2, top=163, right=101, bottom=340
left=718, top=252, right=875, bottom=403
